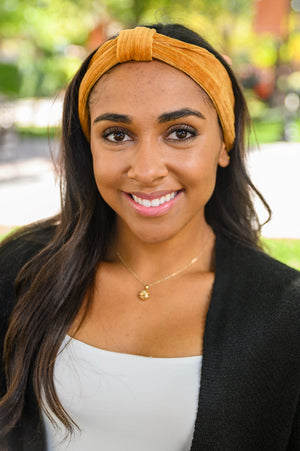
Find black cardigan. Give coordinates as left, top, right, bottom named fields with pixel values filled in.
left=0, top=231, right=300, bottom=451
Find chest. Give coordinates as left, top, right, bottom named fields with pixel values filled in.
left=43, top=336, right=202, bottom=451
left=71, top=268, right=215, bottom=358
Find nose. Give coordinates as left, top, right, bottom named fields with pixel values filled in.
left=127, top=137, right=168, bottom=185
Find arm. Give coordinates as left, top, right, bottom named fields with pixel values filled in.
left=287, top=396, right=300, bottom=450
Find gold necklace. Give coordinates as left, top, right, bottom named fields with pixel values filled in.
left=116, top=243, right=208, bottom=301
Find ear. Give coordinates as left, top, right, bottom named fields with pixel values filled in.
left=217, top=142, right=230, bottom=168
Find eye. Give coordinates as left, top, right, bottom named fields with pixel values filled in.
left=102, top=127, right=132, bottom=143
left=166, top=125, right=197, bottom=141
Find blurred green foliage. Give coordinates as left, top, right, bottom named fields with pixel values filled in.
left=0, top=0, right=255, bottom=99
left=104, top=0, right=252, bottom=27
left=0, top=0, right=98, bottom=97
left=0, top=0, right=300, bottom=142
left=0, top=62, right=22, bottom=95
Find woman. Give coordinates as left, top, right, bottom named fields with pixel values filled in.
left=0, top=23, right=299, bottom=451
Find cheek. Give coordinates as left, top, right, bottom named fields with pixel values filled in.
left=91, top=154, right=121, bottom=196
left=180, top=154, right=219, bottom=202
left=182, top=150, right=219, bottom=183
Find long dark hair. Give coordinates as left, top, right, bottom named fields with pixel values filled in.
left=0, top=23, right=270, bottom=439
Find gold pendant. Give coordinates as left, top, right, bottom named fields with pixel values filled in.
left=138, top=285, right=150, bottom=301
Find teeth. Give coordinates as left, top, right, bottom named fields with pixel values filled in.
left=131, top=191, right=178, bottom=208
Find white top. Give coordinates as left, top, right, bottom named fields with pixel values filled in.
left=42, top=335, right=202, bottom=451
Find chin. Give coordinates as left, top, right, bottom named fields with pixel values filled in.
left=130, top=224, right=186, bottom=245
left=134, top=232, right=172, bottom=245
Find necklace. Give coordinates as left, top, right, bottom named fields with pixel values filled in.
left=116, top=242, right=208, bottom=301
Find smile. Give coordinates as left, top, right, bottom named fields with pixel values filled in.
left=131, top=191, right=178, bottom=207
left=125, top=190, right=182, bottom=217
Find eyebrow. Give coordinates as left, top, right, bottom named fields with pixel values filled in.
left=92, top=108, right=206, bottom=126
left=93, top=113, right=132, bottom=125
left=158, top=108, right=206, bottom=123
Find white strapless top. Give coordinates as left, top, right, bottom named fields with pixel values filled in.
left=42, top=335, right=202, bottom=451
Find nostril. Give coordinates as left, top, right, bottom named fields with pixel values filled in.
left=127, top=161, right=168, bottom=183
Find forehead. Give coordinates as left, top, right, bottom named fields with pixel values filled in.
left=88, top=60, right=214, bottom=111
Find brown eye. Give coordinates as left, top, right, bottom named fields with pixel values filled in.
left=102, top=128, right=132, bottom=143
left=112, top=132, right=126, bottom=141
left=166, top=126, right=196, bottom=141
left=175, top=130, right=189, bottom=139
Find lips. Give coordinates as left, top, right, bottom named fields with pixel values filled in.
left=131, top=191, right=178, bottom=208
left=125, top=190, right=182, bottom=217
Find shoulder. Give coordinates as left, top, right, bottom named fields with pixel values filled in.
left=0, top=222, right=55, bottom=276
left=217, top=232, right=300, bottom=291
left=214, top=234, right=300, bottom=371
left=0, top=223, right=56, bottom=322
left=216, top=233, right=300, bottom=324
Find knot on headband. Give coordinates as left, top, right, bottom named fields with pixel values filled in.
left=116, top=27, right=155, bottom=62
left=78, top=26, right=236, bottom=151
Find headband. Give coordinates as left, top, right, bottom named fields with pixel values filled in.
left=78, top=27, right=235, bottom=150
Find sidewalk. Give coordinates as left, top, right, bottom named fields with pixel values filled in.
left=0, top=131, right=60, bottom=235
left=247, top=142, right=300, bottom=239
left=0, top=132, right=299, bottom=238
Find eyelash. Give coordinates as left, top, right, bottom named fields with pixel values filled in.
left=101, top=125, right=198, bottom=143
left=165, top=125, right=197, bottom=141
left=102, top=127, right=131, bottom=143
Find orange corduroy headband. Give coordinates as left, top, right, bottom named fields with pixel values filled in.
left=78, top=26, right=235, bottom=150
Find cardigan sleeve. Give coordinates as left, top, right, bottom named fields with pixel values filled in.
left=286, top=275, right=300, bottom=450
left=191, top=235, right=300, bottom=451
left=0, top=229, right=54, bottom=399
left=287, top=396, right=300, bottom=450
left=0, top=231, right=52, bottom=352
left=0, top=226, right=55, bottom=451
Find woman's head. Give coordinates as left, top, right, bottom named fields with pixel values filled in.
left=88, top=59, right=229, bottom=244
left=61, top=23, right=269, bottom=248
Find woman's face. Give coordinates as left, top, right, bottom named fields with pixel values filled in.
left=89, top=61, right=229, bottom=244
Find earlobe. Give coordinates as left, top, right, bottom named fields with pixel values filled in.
left=218, top=142, right=230, bottom=168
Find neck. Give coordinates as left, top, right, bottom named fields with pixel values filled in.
left=112, top=219, right=215, bottom=281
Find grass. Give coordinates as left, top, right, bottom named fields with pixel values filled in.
left=0, top=227, right=17, bottom=239
left=15, top=125, right=59, bottom=139
left=261, top=238, right=300, bottom=271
